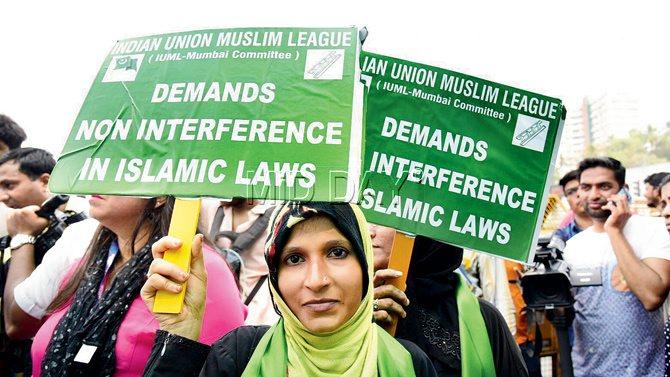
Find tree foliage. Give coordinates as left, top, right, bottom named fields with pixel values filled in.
left=589, top=122, right=670, bottom=168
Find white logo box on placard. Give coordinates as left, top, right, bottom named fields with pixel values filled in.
left=102, top=54, right=145, bottom=83
left=512, top=114, right=549, bottom=152
left=304, top=49, right=344, bottom=80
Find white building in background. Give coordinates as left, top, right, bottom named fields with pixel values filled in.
left=588, top=93, right=642, bottom=145
left=556, top=92, right=643, bottom=175
left=556, top=99, right=590, bottom=175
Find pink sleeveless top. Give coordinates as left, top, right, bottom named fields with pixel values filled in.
left=31, top=244, right=246, bottom=376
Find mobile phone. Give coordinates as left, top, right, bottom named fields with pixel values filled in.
left=610, top=187, right=632, bottom=207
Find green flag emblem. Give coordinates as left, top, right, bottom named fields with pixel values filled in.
left=115, top=56, right=137, bottom=71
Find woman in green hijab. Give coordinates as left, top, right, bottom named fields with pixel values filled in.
left=141, top=202, right=437, bottom=377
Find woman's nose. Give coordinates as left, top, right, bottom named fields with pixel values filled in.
left=304, top=259, right=330, bottom=291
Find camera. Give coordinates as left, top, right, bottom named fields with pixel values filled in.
left=521, top=235, right=574, bottom=310
left=32, top=195, right=88, bottom=265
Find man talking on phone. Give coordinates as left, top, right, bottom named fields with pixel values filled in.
left=563, top=157, right=670, bottom=376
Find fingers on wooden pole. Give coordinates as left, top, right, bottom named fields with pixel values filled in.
left=153, top=198, right=201, bottom=314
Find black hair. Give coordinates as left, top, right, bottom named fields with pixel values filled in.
left=48, top=196, right=175, bottom=313
left=658, top=175, right=670, bottom=191
left=0, top=115, right=27, bottom=149
left=577, top=157, right=626, bottom=187
left=644, top=172, right=670, bottom=188
left=559, top=170, right=580, bottom=190
left=0, top=147, right=55, bottom=179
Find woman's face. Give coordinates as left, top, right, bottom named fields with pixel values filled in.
left=368, top=224, right=395, bottom=271
left=88, top=195, right=149, bottom=229
left=278, top=216, right=363, bottom=333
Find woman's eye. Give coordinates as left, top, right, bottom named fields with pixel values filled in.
left=328, top=247, right=349, bottom=259
left=284, top=254, right=304, bottom=266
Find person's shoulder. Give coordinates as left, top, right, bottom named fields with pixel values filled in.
left=251, top=203, right=275, bottom=214
left=209, top=326, right=270, bottom=372
left=211, top=326, right=270, bottom=355
left=396, top=338, right=438, bottom=377
left=202, top=243, right=223, bottom=262
left=553, top=226, right=569, bottom=241
left=396, top=337, right=423, bottom=357
left=40, top=218, right=98, bottom=264
left=477, top=298, right=506, bottom=325
left=477, top=298, right=516, bottom=338
left=478, top=297, right=498, bottom=313
left=563, top=226, right=597, bottom=261
left=625, top=215, right=670, bottom=259
left=202, top=243, right=233, bottom=272
left=62, top=218, right=99, bottom=239
left=565, top=226, right=594, bottom=246
left=70, top=217, right=99, bottom=229
left=54, top=218, right=99, bottom=253
left=200, top=244, right=246, bottom=321
left=624, top=215, right=668, bottom=245
left=201, top=244, right=239, bottom=283
left=625, top=214, right=665, bottom=233
left=214, top=325, right=269, bottom=345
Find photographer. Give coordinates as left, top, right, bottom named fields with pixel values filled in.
left=0, top=148, right=89, bottom=374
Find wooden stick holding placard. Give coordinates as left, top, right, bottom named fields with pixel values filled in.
left=153, top=198, right=201, bottom=313
left=384, top=231, right=415, bottom=336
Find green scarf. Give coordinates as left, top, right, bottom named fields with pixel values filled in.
left=242, top=204, right=415, bottom=377
left=456, top=274, right=496, bottom=376
left=242, top=319, right=414, bottom=377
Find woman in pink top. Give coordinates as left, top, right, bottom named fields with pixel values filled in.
left=31, top=195, right=246, bottom=377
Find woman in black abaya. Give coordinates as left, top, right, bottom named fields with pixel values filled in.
left=392, top=236, right=528, bottom=376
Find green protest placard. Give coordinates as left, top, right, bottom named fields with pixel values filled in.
left=359, top=52, right=564, bottom=263
left=49, top=27, right=363, bottom=201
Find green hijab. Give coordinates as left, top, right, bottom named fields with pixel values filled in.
left=456, top=274, right=496, bottom=376
left=242, top=202, right=416, bottom=377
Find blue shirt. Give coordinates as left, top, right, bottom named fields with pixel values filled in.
left=554, top=219, right=582, bottom=243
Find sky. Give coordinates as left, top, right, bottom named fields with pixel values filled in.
left=1, top=0, right=669, bottom=156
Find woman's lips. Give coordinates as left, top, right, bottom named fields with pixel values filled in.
left=303, top=299, right=338, bottom=312
left=89, top=195, right=104, bottom=203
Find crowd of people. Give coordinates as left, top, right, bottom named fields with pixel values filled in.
left=1, top=110, right=669, bottom=377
